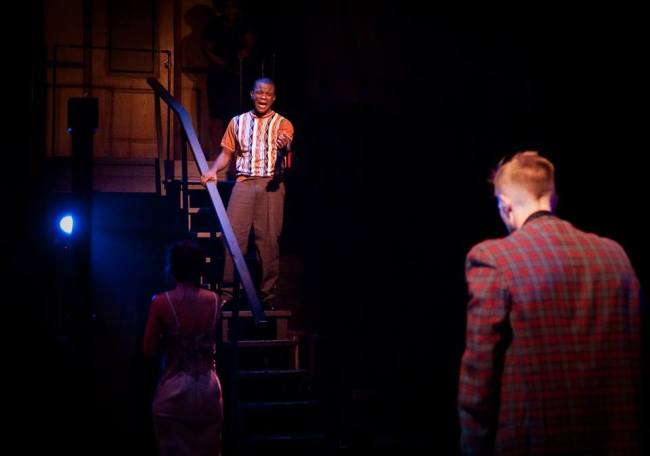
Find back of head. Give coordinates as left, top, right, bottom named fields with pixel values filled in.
left=167, top=240, right=205, bottom=284
left=492, top=151, right=555, bottom=199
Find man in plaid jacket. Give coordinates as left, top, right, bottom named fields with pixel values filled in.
left=458, top=151, right=641, bottom=455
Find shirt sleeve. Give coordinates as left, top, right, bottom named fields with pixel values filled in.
left=220, top=117, right=237, bottom=152
left=279, top=118, right=294, bottom=141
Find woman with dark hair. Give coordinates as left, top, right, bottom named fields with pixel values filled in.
left=143, top=240, right=223, bottom=455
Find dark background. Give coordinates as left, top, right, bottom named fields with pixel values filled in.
left=6, top=1, right=648, bottom=453
left=266, top=5, right=649, bottom=451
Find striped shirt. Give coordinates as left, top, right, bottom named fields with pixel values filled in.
left=221, top=110, right=294, bottom=177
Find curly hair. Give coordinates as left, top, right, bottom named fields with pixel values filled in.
left=166, top=240, right=205, bottom=284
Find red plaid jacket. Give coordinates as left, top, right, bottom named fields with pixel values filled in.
left=459, top=214, right=641, bottom=455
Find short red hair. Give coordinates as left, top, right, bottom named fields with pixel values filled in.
left=492, top=151, right=555, bottom=199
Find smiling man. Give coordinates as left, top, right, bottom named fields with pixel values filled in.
left=202, top=78, right=294, bottom=310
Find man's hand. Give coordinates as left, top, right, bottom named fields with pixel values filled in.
left=200, top=170, right=218, bottom=185
left=276, top=132, right=291, bottom=149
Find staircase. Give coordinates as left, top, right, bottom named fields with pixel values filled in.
left=219, top=312, right=327, bottom=455
left=165, top=174, right=330, bottom=455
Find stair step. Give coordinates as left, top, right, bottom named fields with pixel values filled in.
left=237, top=369, right=314, bottom=401
left=223, top=310, right=292, bottom=319
left=239, top=368, right=310, bottom=377
left=238, top=339, right=297, bottom=348
left=244, top=432, right=327, bottom=445
left=164, top=178, right=234, bottom=207
left=188, top=206, right=222, bottom=232
left=188, top=180, right=234, bottom=207
left=246, top=432, right=326, bottom=442
left=221, top=310, right=292, bottom=343
left=224, top=339, right=298, bottom=369
left=238, top=433, right=330, bottom=456
left=241, top=400, right=319, bottom=410
left=240, top=400, right=323, bottom=433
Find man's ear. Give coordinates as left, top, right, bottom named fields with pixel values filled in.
left=250, top=91, right=255, bottom=100
left=498, top=194, right=512, bottom=215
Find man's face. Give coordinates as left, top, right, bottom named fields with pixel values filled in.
left=250, top=82, right=276, bottom=115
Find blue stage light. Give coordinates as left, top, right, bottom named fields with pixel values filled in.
left=59, top=215, right=74, bottom=235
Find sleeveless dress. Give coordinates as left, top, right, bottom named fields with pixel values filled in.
left=153, top=292, right=223, bottom=456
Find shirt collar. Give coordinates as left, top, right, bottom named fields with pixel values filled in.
left=523, top=210, right=554, bottom=226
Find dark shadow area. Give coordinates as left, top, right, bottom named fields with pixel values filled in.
left=28, top=192, right=184, bottom=455
left=264, top=4, right=650, bottom=453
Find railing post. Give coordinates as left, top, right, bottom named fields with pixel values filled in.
left=154, top=96, right=164, bottom=195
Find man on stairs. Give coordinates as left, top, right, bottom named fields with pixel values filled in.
left=201, top=77, right=294, bottom=311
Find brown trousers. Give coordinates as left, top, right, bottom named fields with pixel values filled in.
left=222, top=177, right=284, bottom=302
